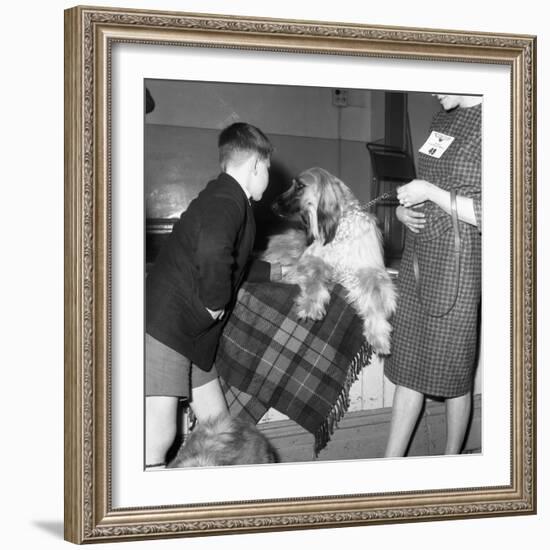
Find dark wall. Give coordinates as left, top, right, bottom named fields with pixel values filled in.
left=145, top=125, right=374, bottom=219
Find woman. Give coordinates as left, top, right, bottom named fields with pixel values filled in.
left=384, top=94, right=482, bottom=457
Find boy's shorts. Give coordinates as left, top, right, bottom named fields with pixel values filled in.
left=145, top=333, right=218, bottom=397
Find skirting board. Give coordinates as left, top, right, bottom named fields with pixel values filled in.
left=258, top=394, right=482, bottom=463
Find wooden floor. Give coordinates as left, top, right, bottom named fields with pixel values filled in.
left=258, top=394, right=482, bottom=463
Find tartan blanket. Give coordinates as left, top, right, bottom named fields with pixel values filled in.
left=215, top=281, right=373, bottom=454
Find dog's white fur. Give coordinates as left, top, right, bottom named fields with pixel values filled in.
left=263, top=167, right=397, bottom=354
left=167, top=415, right=278, bottom=468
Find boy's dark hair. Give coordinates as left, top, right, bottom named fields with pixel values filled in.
left=218, top=122, right=273, bottom=170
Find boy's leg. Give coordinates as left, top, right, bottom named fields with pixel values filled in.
left=145, top=334, right=191, bottom=467
left=145, top=396, right=178, bottom=466
left=190, top=365, right=229, bottom=421
left=384, top=384, right=424, bottom=457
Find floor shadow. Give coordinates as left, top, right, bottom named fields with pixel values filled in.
left=33, top=520, right=64, bottom=539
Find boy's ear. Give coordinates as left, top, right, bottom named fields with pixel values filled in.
left=252, top=155, right=261, bottom=174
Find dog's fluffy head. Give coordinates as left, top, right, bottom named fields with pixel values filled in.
left=167, top=415, right=278, bottom=468
left=272, top=167, right=353, bottom=246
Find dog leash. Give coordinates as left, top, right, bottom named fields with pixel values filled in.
left=361, top=190, right=396, bottom=210
left=363, top=188, right=461, bottom=317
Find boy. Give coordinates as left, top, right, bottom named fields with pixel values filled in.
left=145, top=122, right=280, bottom=468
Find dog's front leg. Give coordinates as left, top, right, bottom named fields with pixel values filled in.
left=295, top=280, right=331, bottom=321
left=261, top=229, right=307, bottom=266
left=284, top=255, right=333, bottom=321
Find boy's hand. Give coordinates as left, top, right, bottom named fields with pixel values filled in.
left=206, top=307, right=225, bottom=320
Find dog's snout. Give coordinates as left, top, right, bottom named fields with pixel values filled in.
left=271, top=198, right=283, bottom=216
left=271, top=190, right=298, bottom=218
left=271, top=189, right=294, bottom=217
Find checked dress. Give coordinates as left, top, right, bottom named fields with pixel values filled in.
left=385, top=103, right=482, bottom=397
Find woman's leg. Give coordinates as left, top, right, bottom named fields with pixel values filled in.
left=385, top=385, right=425, bottom=457
left=145, top=396, right=179, bottom=466
left=444, top=391, right=472, bottom=455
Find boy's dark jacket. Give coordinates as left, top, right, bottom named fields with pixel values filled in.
left=146, top=172, right=271, bottom=371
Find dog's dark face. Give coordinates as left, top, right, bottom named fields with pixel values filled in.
left=272, top=177, right=306, bottom=217
left=272, top=167, right=349, bottom=246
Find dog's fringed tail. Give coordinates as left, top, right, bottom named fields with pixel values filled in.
left=313, top=341, right=374, bottom=455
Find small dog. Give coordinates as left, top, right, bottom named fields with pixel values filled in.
left=167, top=415, right=278, bottom=468
left=262, top=167, right=397, bottom=354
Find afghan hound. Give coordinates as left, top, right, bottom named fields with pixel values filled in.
left=167, top=415, right=278, bottom=468
left=262, top=167, right=396, bottom=354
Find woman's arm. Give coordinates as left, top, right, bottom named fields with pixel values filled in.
left=397, top=179, right=478, bottom=227
left=428, top=184, right=477, bottom=226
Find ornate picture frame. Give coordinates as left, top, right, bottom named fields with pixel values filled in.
left=64, top=5, right=536, bottom=544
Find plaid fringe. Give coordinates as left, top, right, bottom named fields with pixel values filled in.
left=314, top=342, right=374, bottom=455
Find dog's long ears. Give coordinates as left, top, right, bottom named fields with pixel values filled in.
left=317, top=205, right=338, bottom=244
left=316, top=187, right=340, bottom=244
left=303, top=206, right=319, bottom=245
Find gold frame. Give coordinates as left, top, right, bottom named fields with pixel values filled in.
left=64, top=5, right=537, bottom=544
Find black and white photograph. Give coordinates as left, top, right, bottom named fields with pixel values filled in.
left=2, top=0, right=545, bottom=548
left=59, top=3, right=539, bottom=545
left=144, top=79, right=482, bottom=469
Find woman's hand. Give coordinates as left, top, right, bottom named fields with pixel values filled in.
left=396, top=205, right=426, bottom=233
left=397, top=179, right=435, bottom=208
